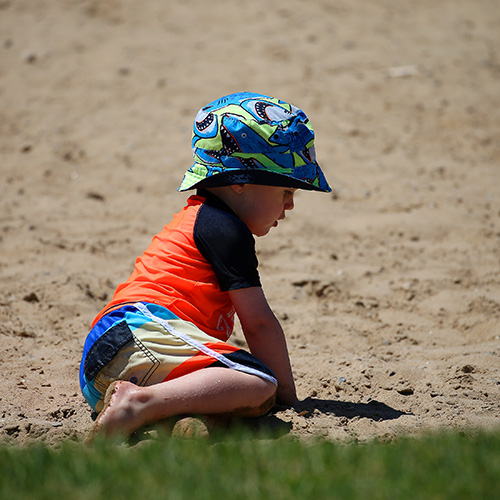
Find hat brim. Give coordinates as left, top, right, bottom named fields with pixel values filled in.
left=178, top=166, right=332, bottom=193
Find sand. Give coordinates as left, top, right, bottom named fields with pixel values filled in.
left=1, top=0, right=499, bottom=444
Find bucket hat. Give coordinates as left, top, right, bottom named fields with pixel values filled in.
left=178, top=92, right=331, bottom=193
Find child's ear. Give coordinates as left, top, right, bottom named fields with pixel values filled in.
left=230, top=184, right=246, bottom=195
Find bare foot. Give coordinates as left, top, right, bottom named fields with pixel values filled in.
left=87, top=380, right=142, bottom=441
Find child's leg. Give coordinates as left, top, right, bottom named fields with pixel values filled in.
left=92, top=367, right=276, bottom=438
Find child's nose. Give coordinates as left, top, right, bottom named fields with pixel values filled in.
left=285, top=196, right=294, bottom=211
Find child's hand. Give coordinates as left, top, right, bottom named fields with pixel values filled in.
left=276, top=393, right=300, bottom=409
left=276, top=389, right=299, bottom=408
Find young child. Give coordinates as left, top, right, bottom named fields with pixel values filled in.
left=79, top=91, right=331, bottom=437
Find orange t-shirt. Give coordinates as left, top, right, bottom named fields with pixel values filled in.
left=92, top=192, right=261, bottom=340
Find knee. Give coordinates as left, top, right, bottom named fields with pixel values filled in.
left=263, top=380, right=277, bottom=405
left=244, top=379, right=277, bottom=418
left=256, top=386, right=277, bottom=416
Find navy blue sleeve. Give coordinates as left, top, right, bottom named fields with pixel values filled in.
left=193, top=202, right=261, bottom=292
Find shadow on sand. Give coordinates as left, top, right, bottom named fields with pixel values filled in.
left=129, top=397, right=409, bottom=444
left=222, top=397, right=410, bottom=439
left=295, top=397, right=411, bottom=421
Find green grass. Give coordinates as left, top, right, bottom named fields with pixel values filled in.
left=1, top=429, right=499, bottom=500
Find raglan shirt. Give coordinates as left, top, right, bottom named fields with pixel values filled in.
left=92, top=190, right=261, bottom=341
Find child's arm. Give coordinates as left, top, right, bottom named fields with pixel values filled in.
left=228, top=286, right=298, bottom=406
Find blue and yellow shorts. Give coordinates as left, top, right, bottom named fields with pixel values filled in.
left=79, top=302, right=277, bottom=413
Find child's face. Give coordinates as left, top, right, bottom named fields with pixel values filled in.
left=236, top=185, right=296, bottom=237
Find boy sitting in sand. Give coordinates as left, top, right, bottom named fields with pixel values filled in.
left=79, top=91, right=331, bottom=437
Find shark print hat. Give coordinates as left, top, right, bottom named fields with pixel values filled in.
left=178, top=92, right=332, bottom=193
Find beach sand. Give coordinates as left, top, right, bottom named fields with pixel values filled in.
left=1, top=0, right=499, bottom=443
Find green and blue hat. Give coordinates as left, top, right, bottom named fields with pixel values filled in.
left=178, top=92, right=331, bottom=193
